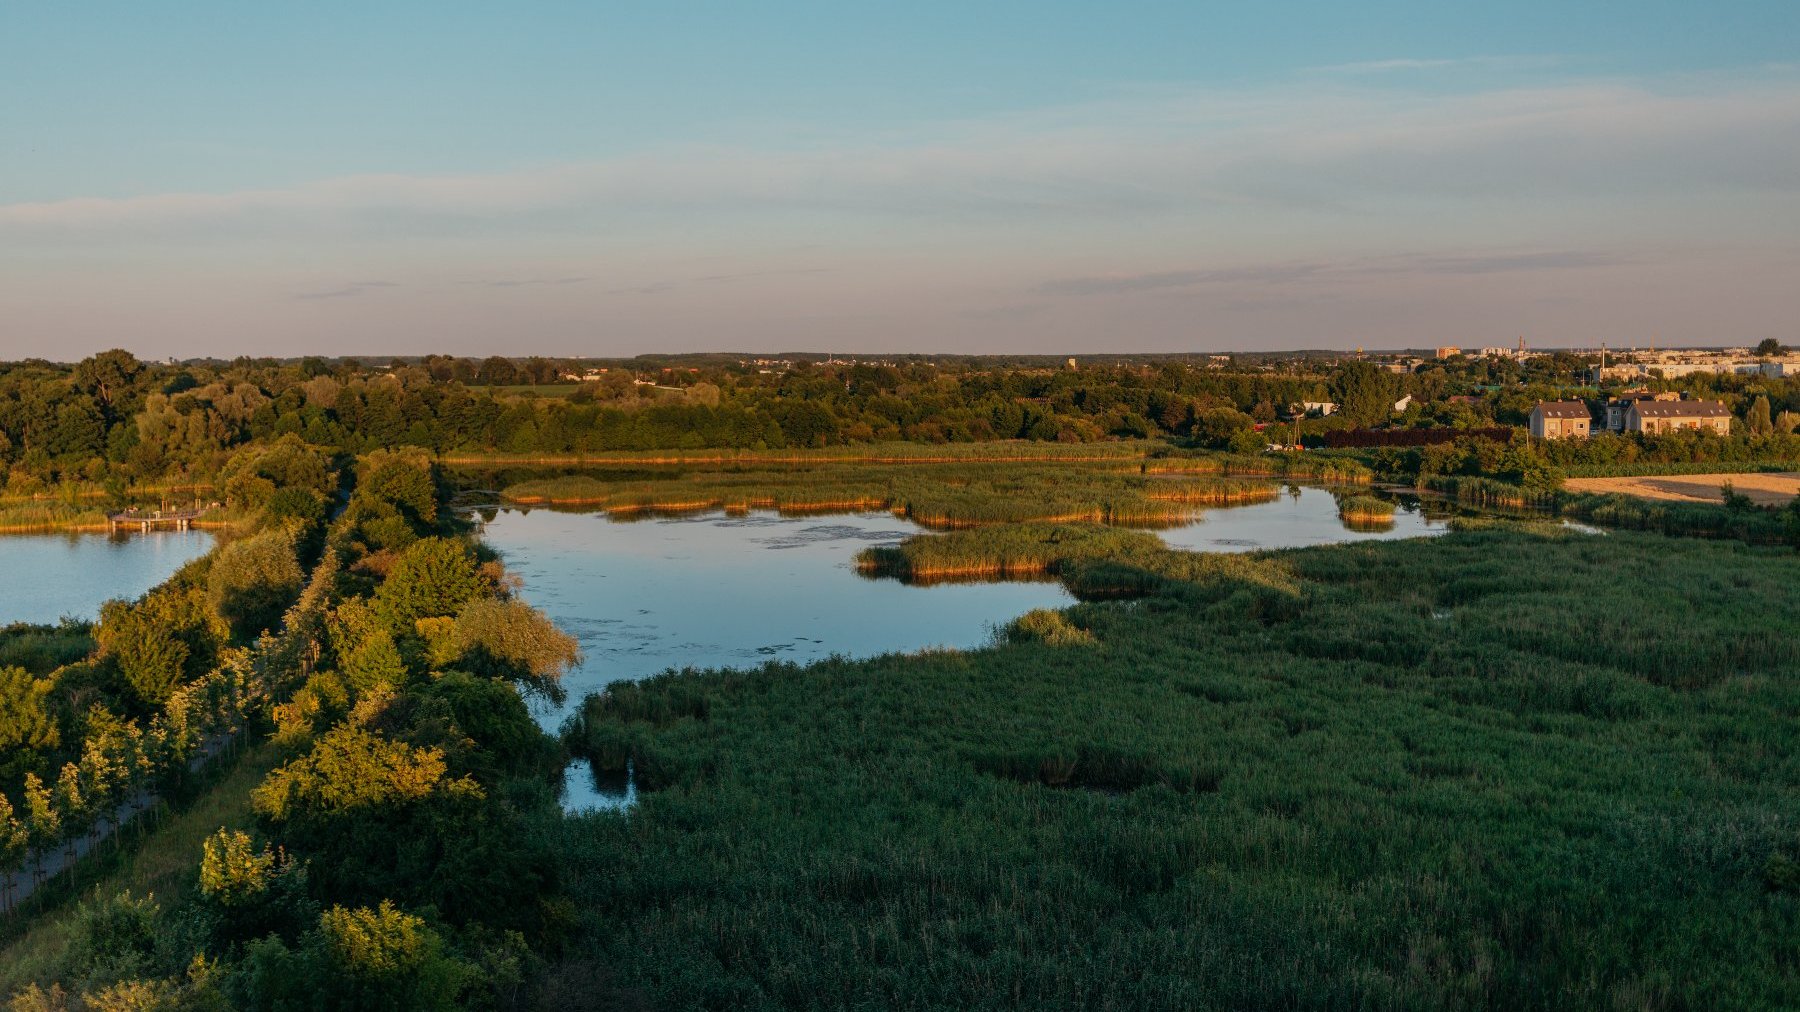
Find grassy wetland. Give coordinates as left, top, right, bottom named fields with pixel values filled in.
left=557, top=518, right=1800, bottom=1009
left=500, top=462, right=1282, bottom=528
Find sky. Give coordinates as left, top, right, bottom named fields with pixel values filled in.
left=2, top=2, right=1797, bottom=360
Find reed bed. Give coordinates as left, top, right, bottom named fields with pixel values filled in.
left=1557, top=491, right=1797, bottom=544
left=500, top=464, right=1280, bottom=530
left=445, top=439, right=1162, bottom=468
left=1334, top=494, right=1396, bottom=524
left=557, top=525, right=1800, bottom=1009
left=855, top=523, right=1165, bottom=583
left=1423, top=474, right=1557, bottom=510
left=0, top=502, right=112, bottom=533
left=1422, top=474, right=1800, bottom=547
left=1143, top=452, right=1373, bottom=483
left=0, top=622, right=94, bottom=675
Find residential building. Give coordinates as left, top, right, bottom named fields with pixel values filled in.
left=1529, top=401, right=1592, bottom=439
left=1624, top=399, right=1731, bottom=435
left=1603, top=391, right=1679, bottom=431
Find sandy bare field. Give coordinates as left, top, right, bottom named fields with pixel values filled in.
left=1563, top=472, right=1800, bottom=506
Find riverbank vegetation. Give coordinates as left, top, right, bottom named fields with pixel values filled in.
left=5, top=347, right=1800, bottom=1006
left=2, top=448, right=581, bottom=1009
left=560, top=523, right=1800, bottom=1008
left=501, top=464, right=1281, bottom=529
left=1334, top=494, right=1395, bottom=524
left=8, top=347, right=1799, bottom=500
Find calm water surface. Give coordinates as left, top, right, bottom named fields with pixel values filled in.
left=1158, top=485, right=1446, bottom=552
left=477, top=507, right=1076, bottom=810
left=482, top=486, right=1453, bottom=811
left=0, top=530, right=213, bottom=625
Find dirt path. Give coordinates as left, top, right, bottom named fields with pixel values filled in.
left=1563, top=472, right=1800, bottom=506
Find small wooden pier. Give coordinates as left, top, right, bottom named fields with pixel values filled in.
left=108, top=506, right=209, bottom=533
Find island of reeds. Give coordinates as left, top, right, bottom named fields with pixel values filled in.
left=498, top=464, right=1282, bottom=529
left=1334, top=492, right=1398, bottom=528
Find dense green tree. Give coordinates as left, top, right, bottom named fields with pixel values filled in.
left=373, top=538, right=490, bottom=632
left=253, top=725, right=480, bottom=821
left=70, top=349, right=144, bottom=418
left=1188, top=407, right=1256, bottom=449
left=1332, top=360, right=1397, bottom=426
left=96, top=590, right=226, bottom=708
left=341, top=629, right=408, bottom=695
left=421, top=672, right=557, bottom=777
left=232, top=902, right=471, bottom=1011
left=355, top=449, right=437, bottom=526
left=0, top=665, right=58, bottom=753
left=429, top=598, right=578, bottom=703
left=208, top=527, right=304, bottom=639
left=1747, top=395, right=1774, bottom=435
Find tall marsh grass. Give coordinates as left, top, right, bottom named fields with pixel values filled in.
left=0, top=502, right=110, bottom=533
left=557, top=525, right=1800, bottom=1008
left=502, top=464, right=1280, bottom=529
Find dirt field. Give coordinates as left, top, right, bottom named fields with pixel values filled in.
left=1563, top=472, right=1800, bottom=506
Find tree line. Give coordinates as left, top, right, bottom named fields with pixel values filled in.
left=4, top=446, right=581, bottom=1008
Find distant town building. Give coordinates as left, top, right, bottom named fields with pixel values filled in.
left=1295, top=401, right=1339, bottom=417
left=1392, top=394, right=1413, bottom=413
left=1603, top=391, right=1680, bottom=431
left=1529, top=401, right=1592, bottom=440
left=1593, top=349, right=1800, bottom=383
left=1435, top=346, right=1462, bottom=360
left=1624, top=399, right=1731, bottom=436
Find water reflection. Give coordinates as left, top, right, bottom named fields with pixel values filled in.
left=477, top=507, right=1074, bottom=731
left=0, top=529, right=213, bottom=624
left=479, top=487, right=1466, bottom=812
left=559, top=757, right=635, bottom=814
left=1156, top=485, right=1447, bottom=552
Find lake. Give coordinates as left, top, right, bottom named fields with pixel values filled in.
left=481, top=507, right=1074, bottom=717
left=0, top=529, right=213, bottom=625
left=478, top=506, right=1076, bottom=813
left=478, top=487, right=1456, bottom=812
left=1156, top=485, right=1447, bottom=552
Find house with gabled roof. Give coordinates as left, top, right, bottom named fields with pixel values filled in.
left=1625, top=399, right=1730, bottom=436
left=1529, top=401, right=1591, bottom=440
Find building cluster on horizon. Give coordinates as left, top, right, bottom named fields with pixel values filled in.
left=1531, top=392, right=1733, bottom=440
left=1433, top=339, right=1537, bottom=363
left=1591, top=347, right=1800, bottom=382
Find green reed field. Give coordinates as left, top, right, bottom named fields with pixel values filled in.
left=501, top=463, right=1281, bottom=528
left=559, top=522, right=1800, bottom=1009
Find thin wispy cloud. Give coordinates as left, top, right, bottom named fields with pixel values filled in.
left=4, top=63, right=1797, bottom=356
left=608, top=268, right=830, bottom=296
left=3, top=69, right=1795, bottom=244
left=1308, top=55, right=1566, bottom=75
left=1040, top=250, right=1628, bottom=296
left=296, top=280, right=398, bottom=300
left=463, top=277, right=591, bottom=288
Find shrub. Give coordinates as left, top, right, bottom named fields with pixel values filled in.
left=207, top=526, right=304, bottom=640
left=1003, top=609, right=1096, bottom=647
left=373, top=538, right=491, bottom=631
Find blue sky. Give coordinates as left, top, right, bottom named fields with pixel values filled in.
left=3, top=2, right=1797, bottom=358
